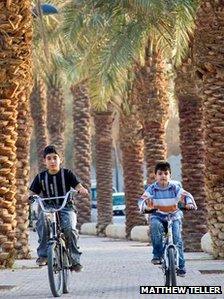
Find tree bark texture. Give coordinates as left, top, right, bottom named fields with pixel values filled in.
left=93, top=107, right=114, bottom=235
left=0, top=1, right=33, bottom=268
left=134, top=51, right=169, bottom=184
left=193, top=1, right=224, bottom=258
left=120, top=107, right=147, bottom=238
left=15, top=91, right=32, bottom=259
left=47, top=82, right=65, bottom=157
left=71, top=83, right=91, bottom=229
left=30, top=78, right=48, bottom=171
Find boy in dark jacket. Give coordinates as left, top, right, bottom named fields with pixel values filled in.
left=30, top=145, right=88, bottom=272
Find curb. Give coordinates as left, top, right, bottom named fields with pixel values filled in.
left=80, top=222, right=149, bottom=242
left=80, top=222, right=97, bottom=235
left=201, top=232, right=213, bottom=254
left=80, top=223, right=214, bottom=256
left=130, top=225, right=149, bottom=242
left=106, top=224, right=126, bottom=239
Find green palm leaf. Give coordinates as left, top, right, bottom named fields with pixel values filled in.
left=60, top=0, right=199, bottom=107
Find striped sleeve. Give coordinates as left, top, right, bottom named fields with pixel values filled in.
left=138, top=186, right=154, bottom=212
left=176, top=186, right=197, bottom=209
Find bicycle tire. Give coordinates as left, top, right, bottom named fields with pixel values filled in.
left=62, top=249, right=70, bottom=293
left=47, top=242, right=63, bottom=297
left=165, top=247, right=177, bottom=286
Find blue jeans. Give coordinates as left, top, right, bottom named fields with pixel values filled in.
left=150, top=216, right=185, bottom=270
left=36, top=207, right=81, bottom=265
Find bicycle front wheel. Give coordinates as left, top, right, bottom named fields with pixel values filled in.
left=62, top=249, right=71, bottom=294
left=47, top=242, right=63, bottom=297
left=165, top=247, right=177, bottom=286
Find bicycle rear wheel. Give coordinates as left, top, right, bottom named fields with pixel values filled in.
left=62, top=249, right=71, bottom=293
left=47, top=242, right=63, bottom=297
left=165, top=247, right=177, bottom=286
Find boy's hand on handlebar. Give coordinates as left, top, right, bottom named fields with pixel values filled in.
left=28, top=195, right=35, bottom=204
left=185, top=204, right=196, bottom=210
left=78, top=187, right=89, bottom=196
left=144, top=199, right=153, bottom=208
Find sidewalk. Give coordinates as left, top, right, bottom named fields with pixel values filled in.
left=0, top=230, right=224, bottom=299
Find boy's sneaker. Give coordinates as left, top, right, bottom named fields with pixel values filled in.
left=151, top=258, right=162, bottom=265
left=177, top=268, right=186, bottom=277
left=36, top=257, right=47, bottom=266
left=70, top=263, right=83, bottom=272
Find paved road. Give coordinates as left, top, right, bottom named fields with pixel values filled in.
left=0, top=230, right=224, bottom=299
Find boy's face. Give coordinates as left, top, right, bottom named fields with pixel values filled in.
left=155, top=169, right=171, bottom=187
left=44, top=153, right=61, bottom=174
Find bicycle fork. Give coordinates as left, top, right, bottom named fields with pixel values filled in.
left=163, top=244, right=179, bottom=270
left=163, top=219, right=179, bottom=270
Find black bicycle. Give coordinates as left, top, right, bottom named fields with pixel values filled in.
left=31, top=190, right=77, bottom=297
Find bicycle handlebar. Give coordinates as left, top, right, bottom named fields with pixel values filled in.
left=144, top=208, right=158, bottom=214
left=144, top=206, right=189, bottom=214
left=30, top=189, right=78, bottom=213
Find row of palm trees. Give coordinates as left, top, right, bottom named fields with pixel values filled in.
left=59, top=0, right=207, bottom=250
left=0, top=0, right=224, bottom=268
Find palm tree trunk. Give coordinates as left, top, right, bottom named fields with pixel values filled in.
left=175, top=58, right=207, bottom=251
left=93, top=107, right=114, bottom=235
left=120, top=109, right=147, bottom=238
left=47, top=79, right=65, bottom=156
left=193, top=1, right=224, bottom=258
left=70, top=83, right=91, bottom=229
left=0, top=1, right=33, bottom=268
left=135, top=51, right=169, bottom=184
left=15, top=91, right=32, bottom=259
left=30, top=78, right=48, bottom=171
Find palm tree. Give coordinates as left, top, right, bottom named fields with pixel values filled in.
left=29, top=7, right=52, bottom=173
left=30, top=78, right=48, bottom=171
left=134, top=50, right=169, bottom=183
left=32, top=1, right=65, bottom=157
left=119, top=93, right=147, bottom=237
left=61, top=4, right=118, bottom=234
left=15, top=90, right=32, bottom=259
left=93, top=106, right=114, bottom=235
left=193, top=0, right=224, bottom=258
left=175, top=54, right=207, bottom=251
left=171, top=1, right=207, bottom=252
left=70, top=82, right=91, bottom=229
left=0, top=1, right=33, bottom=268
left=46, top=75, right=66, bottom=155
left=14, top=1, right=59, bottom=262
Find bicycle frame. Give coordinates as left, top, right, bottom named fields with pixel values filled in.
left=31, top=189, right=77, bottom=297
left=139, top=201, right=180, bottom=270
left=163, top=214, right=179, bottom=270
left=33, top=190, right=78, bottom=254
left=140, top=201, right=181, bottom=286
left=45, top=211, right=65, bottom=248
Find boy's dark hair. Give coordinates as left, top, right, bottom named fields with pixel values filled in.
left=155, top=161, right=171, bottom=174
left=43, top=145, right=60, bottom=158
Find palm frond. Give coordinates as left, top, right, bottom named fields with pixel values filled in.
left=59, top=0, right=199, bottom=109
left=171, top=0, right=198, bottom=66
